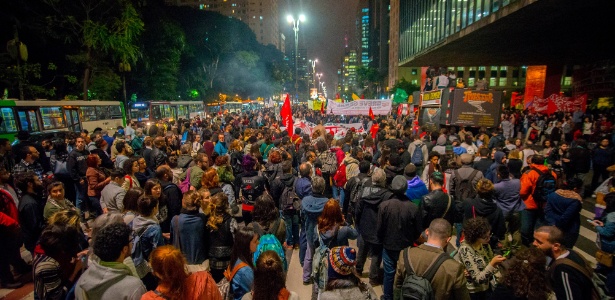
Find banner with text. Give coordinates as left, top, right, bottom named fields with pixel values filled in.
left=526, top=94, right=587, bottom=114
left=449, top=89, right=503, bottom=128
left=420, top=90, right=443, bottom=106
left=327, top=99, right=392, bottom=115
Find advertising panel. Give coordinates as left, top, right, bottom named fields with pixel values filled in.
left=449, top=89, right=502, bottom=128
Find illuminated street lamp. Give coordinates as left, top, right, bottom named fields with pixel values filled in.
left=288, top=14, right=305, bottom=103
left=316, top=73, right=322, bottom=93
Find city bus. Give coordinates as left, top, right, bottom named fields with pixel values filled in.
left=206, top=101, right=264, bottom=114
left=0, top=99, right=126, bottom=141
left=128, top=101, right=204, bottom=122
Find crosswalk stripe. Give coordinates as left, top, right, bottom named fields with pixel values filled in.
left=580, top=209, right=595, bottom=219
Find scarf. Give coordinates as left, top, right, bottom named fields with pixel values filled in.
left=278, top=288, right=291, bottom=300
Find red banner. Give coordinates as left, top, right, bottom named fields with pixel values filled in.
left=525, top=94, right=587, bottom=115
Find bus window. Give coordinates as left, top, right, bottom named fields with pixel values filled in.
left=81, top=106, right=97, bottom=121
left=0, top=107, right=17, bottom=133
left=152, top=105, right=162, bottom=120
left=108, top=106, right=123, bottom=119
left=178, top=105, right=189, bottom=120
left=18, top=110, right=40, bottom=132
left=95, top=107, right=111, bottom=119
left=40, top=107, right=66, bottom=130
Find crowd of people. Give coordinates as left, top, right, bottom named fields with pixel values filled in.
left=1, top=104, right=615, bottom=300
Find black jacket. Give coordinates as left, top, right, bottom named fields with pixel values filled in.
left=568, top=146, right=591, bottom=173
left=343, top=173, right=371, bottom=214
left=421, top=189, right=454, bottom=228
left=270, top=173, right=296, bottom=210
left=160, top=180, right=183, bottom=233
left=67, top=148, right=90, bottom=182
left=463, top=196, right=506, bottom=241
left=90, top=148, right=114, bottom=170
left=18, top=193, right=45, bottom=252
left=384, top=165, right=404, bottom=187
left=356, top=182, right=392, bottom=244
left=149, top=147, right=167, bottom=172
left=473, top=158, right=492, bottom=175
left=377, top=194, right=422, bottom=251
left=549, top=250, right=594, bottom=300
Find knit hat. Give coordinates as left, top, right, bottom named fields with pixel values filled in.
left=404, top=163, right=417, bottom=176
left=390, top=175, right=409, bottom=195
left=460, top=153, right=474, bottom=165
left=436, top=135, right=447, bottom=146
left=328, top=246, right=357, bottom=279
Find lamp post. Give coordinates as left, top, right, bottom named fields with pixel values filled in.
left=316, top=73, right=322, bottom=94
left=288, top=14, right=305, bottom=104
left=310, top=59, right=318, bottom=90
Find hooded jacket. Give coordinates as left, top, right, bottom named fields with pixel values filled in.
left=75, top=260, right=146, bottom=300
left=520, top=163, right=557, bottom=210
left=463, top=196, right=506, bottom=241
left=295, top=176, right=312, bottom=200
left=384, top=165, right=404, bottom=187
left=405, top=175, right=429, bottom=206
left=356, top=182, right=393, bottom=244
left=67, top=148, right=90, bottom=182
left=493, top=178, right=525, bottom=215
left=544, top=190, right=582, bottom=234
left=485, top=151, right=506, bottom=184
left=171, top=210, right=208, bottom=264
left=377, top=194, right=422, bottom=251
left=301, top=193, right=328, bottom=248
left=130, top=215, right=164, bottom=267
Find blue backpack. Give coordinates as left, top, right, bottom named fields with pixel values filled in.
left=251, top=220, right=287, bottom=271
left=411, top=143, right=425, bottom=166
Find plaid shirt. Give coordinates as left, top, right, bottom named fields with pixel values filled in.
left=13, top=159, right=44, bottom=183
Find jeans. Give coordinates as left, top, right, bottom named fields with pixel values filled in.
left=74, top=181, right=87, bottom=213
left=282, top=211, right=300, bottom=246
left=356, top=235, right=382, bottom=282
left=454, top=222, right=463, bottom=247
left=332, top=186, right=345, bottom=209
left=382, top=248, right=401, bottom=300
left=299, top=225, right=307, bottom=266
left=520, top=209, right=543, bottom=246
left=302, top=242, right=313, bottom=281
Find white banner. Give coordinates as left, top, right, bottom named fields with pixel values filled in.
left=283, top=120, right=365, bottom=139
left=327, top=99, right=392, bottom=115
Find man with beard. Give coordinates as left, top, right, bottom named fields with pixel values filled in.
left=67, top=136, right=90, bottom=215
left=16, top=171, right=46, bottom=254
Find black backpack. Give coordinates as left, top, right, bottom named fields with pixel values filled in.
left=240, top=175, right=265, bottom=206
left=452, top=169, right=479, bottom=222
left=280, top=178, right=301, bottom=212
left=401, top=250, right=449, bottom=300
left=532, top=168, right=557, bottom=205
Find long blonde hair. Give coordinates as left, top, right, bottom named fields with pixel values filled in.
left=205, top=192, right=229, bottom=230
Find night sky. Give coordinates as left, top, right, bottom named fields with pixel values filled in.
left=282, top=0, right=359, bottom=95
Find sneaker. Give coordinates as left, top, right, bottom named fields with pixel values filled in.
left=303, top=279, right=312, bottom=285
left=293, top=244, right=299, bottom=249
left=283, top=242, right=293, bottom=250
left=1, top=281, right=24, bottom=289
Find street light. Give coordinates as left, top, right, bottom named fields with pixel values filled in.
left=310, top=59, right=318, bottom=90
left=288, top=14, right=305, bottom=103
left=316, top=73, right=322, bottom=93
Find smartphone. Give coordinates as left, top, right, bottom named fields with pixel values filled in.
left=587, top=219, right=594, bottom=223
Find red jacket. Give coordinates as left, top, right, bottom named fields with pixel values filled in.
left=520, top=164, right=557, bottom=210
left=0, top=188, right=19, bottom=228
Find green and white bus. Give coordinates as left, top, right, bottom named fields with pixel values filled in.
left=0, top=99, right=126, bottom=142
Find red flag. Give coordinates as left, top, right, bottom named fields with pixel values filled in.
left=369, top=106, right=375, bottom=120
left=281, top=94, right=293, bottom=136
left=360, top=94, right=365, bottom=99
left=397, top=105, right=402, bottom=116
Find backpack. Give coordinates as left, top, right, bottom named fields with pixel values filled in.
left=550, top=257, right=613, bottom=300
left=251, top=221, right=288, bottom=271
left=217, top=261, right=249, bottom=300
left=280, top=178, right=301, bottom=212
left=349, top=176, right=370, bottom=218
left=131, top=137, right=143, bottom=154
left=401, top=250, right=450, bottom=300
left=230, top=152, right=244, bottom=175
left=531, top=168, right=557, bottom=205
left=321, top=151, right=338, bottom=174
left=130, top=225, right=154, bottom=278
left=411, top=144, right=425, bottom=166
left=179, top=168, right=192, bottom=193
left=240, top=175, right=265, bottom=206
left=312, top=226, right=339, bottom=292
left=452, top=169, right=479, bottom=222
left=54, top=159, right=70, bottom=176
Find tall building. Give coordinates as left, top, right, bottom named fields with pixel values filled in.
left=339, top=50, right=359, bottom=94
left=357, top=0, right=371, bottom=66
left=368, top=0, right=390, bottom=74
left=164, top=0, right=282, bottom=51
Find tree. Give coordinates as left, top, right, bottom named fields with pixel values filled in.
left=392, top=77, right=421, bottom=96
left=42, top=0, right=143, bottom=100
left=357, top=66, right=385, bottom=98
